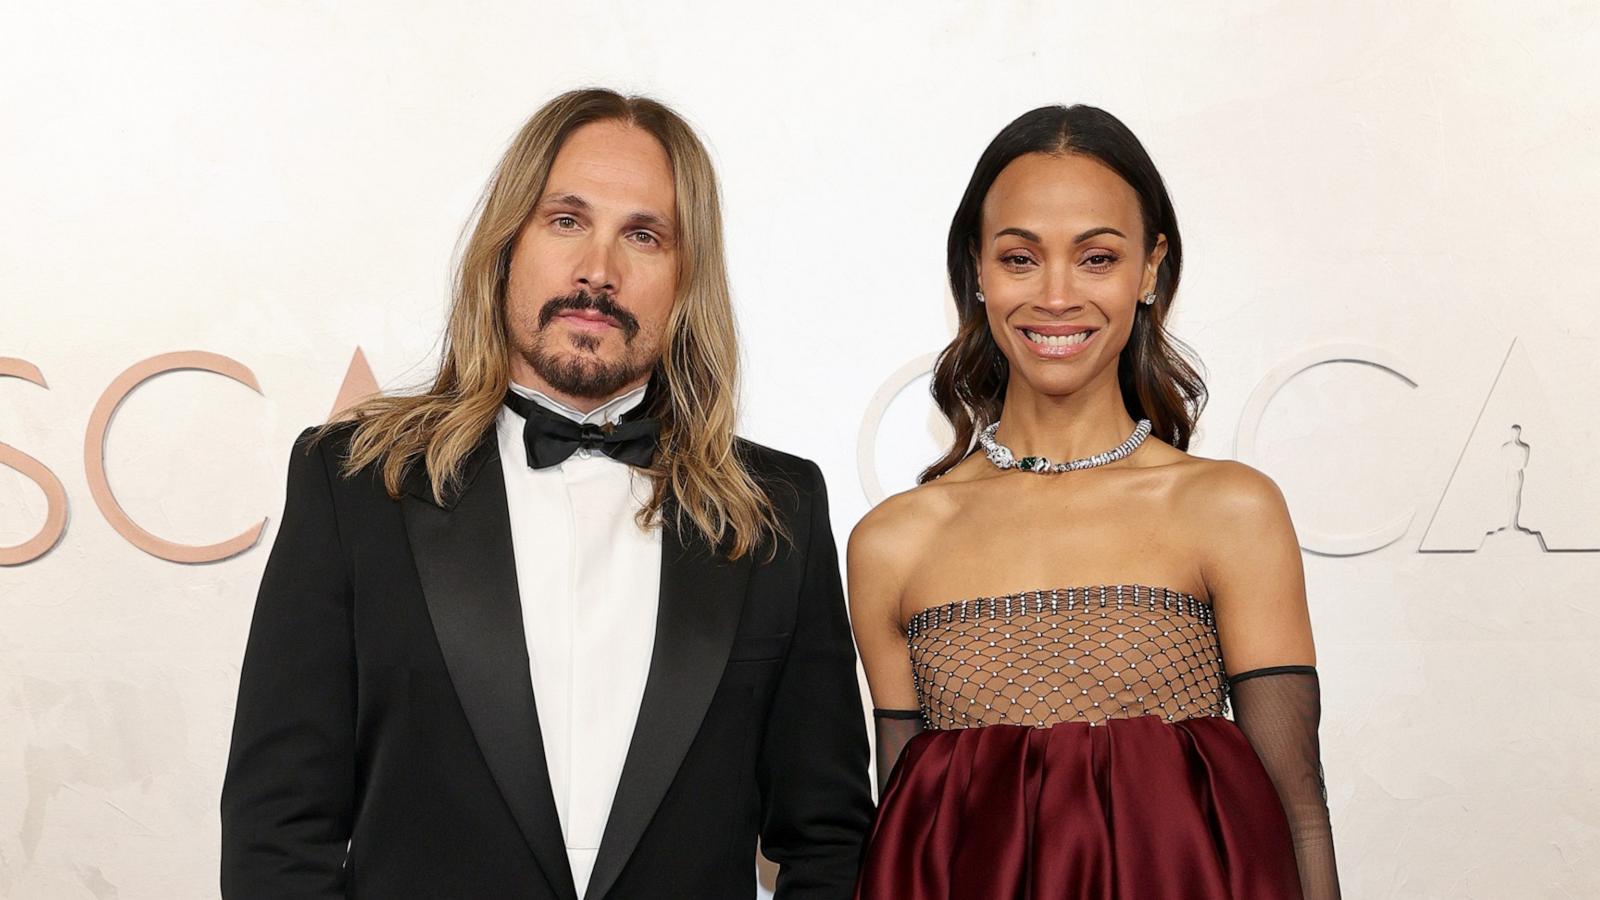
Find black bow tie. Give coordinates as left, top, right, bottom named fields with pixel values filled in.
left=503, top=389, right=661, bottom=469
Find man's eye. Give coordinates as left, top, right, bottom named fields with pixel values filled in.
left=631, top=231, right=659, bottom=246
left=553, top=215, right=578, bottom=229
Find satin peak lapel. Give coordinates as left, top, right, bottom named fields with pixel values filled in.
left=584, top=508, right=755, bottom=900
left=401, top=439, right=579, bottom=900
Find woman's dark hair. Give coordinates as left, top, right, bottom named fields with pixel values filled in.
left=920, top=104, right=1207, bottom=483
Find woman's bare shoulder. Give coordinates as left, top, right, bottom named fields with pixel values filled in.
left=1180, top=456, right=1291, bottom=517
left=849, top=476, right=961, bottom=564
left=1165, top=455, right=1300, bottom=577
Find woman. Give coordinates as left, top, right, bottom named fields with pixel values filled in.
left=849, top=105, right=1340, bottom=899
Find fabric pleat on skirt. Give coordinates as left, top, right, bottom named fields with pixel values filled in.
left=854, top=715, right=1303, bottom=900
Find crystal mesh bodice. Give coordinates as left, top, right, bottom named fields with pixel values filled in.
left=906, top=584, right=1229, bottom=729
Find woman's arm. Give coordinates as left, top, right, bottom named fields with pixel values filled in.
left=1199, top=460, right=1341, bottom=900
left=846, top=494, right=925, bottom=797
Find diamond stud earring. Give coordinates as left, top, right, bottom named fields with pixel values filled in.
left=976, top=290, right=987, bottom=304
left=1140, top=290, right=1157, bottom=306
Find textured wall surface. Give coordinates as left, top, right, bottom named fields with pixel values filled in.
left=3, top=2, right=1598, bottom=897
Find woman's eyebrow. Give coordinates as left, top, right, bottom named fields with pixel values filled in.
left=990, top=225, right=1127, bottom=244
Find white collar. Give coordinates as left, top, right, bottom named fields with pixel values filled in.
left=507, top=380, right=649, bottom=426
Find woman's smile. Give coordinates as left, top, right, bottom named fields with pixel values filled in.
left=1016, top=324, right=1099, bottom=358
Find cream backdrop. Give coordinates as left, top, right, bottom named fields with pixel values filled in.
left=3, top=1, right=1599, bottom=897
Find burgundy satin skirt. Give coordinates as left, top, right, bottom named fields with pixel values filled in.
left=854, top=715, right=1302, bottom=900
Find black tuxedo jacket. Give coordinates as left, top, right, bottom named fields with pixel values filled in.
left=220, top=422, right=873, bottom=899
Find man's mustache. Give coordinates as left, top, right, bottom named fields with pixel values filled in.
left=537, top=290, right=641, bottom=340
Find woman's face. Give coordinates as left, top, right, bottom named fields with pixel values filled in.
left=976, top=151, right=1166, bottom=399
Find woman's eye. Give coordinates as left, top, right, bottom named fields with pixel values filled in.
left=1001, top=254, right=1034, bottom=267
left=553, top=215, right=579, bottom=230
left=1084, top=253, right=1118, bottom=268
left=630, top=231, right=659, bottom=246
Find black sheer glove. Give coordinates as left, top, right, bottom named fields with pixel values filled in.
left=871, top=709, right=925, bottom=797
left=1229, top=666, right=1341, bottom=900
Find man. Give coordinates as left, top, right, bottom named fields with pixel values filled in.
left=220, top=88, right=874, bottom=899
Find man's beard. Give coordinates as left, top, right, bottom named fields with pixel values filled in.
left=523, top=289, right=657, bottom=400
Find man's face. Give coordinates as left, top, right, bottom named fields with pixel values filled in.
left=505, top=119, right=679, bottom=406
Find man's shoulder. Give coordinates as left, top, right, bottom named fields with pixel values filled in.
left=284, top=419, right=397, bottom=502
left=733, top=436, right=819, bottom=483
left=295, top=417, right=360, bottom=446
left=290, top=419, right=363, bottom=470
left=732, top=437, right=828, bottom=524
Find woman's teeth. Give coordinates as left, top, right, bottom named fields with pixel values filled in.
left=1022, top=329, right=1093, bottom=346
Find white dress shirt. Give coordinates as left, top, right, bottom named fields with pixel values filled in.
left=496, top=380, right=662, bottom=898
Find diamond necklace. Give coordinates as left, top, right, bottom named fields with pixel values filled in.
left=977, top=419, right=1152, bottom=473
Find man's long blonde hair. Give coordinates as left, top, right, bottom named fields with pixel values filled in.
left=319, top=88, right=781, bottom=560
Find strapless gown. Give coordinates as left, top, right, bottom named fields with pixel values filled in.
left=854, top=584, right=1306, bottom=900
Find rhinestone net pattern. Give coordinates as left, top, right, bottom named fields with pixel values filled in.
left=906, top=584, right=1229, bottom=729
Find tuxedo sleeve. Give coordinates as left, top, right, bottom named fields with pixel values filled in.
left=757, top=460, right=875, bottom=898
left=220, top=427, right=355, bottom=898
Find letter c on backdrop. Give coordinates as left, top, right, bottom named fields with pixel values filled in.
left=84, top=351, right=266, bottom=563
left=1235, top=343, right=1418, bottom=556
